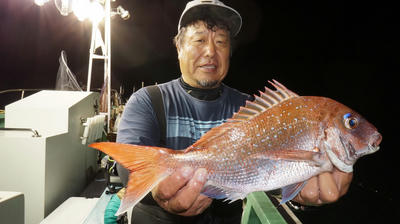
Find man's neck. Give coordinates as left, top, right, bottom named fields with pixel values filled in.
left=179, top=77, right=223, bottom=101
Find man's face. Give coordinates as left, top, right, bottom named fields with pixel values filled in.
left=177, top=21, right=231, bottom=89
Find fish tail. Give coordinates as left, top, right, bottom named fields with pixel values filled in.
left=90, top=142, right=175, bottom=215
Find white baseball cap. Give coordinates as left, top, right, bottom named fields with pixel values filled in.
left=178, top=0, right=242, bottom=37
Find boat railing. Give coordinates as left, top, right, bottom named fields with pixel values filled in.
left=242, top=191, right=301, bottom=224
left=0, top=88, right=45, bottom=100
left=0, top=127, right=41, bottom=137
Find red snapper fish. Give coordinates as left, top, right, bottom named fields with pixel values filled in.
left=90, top=80, right=382, bottom=215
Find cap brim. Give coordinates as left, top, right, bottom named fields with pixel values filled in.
left=179, top=4, right=242, bottom=36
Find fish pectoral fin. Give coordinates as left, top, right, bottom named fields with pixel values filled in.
left=253, top=149, right=323, bottom=165
left=201, top=184, right=245, bottom=203
left=201, top=185, right=229, bottom=200
left=280, top=181, right=307, bottom=204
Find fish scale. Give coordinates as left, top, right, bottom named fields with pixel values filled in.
left=90, top=80, right=382, bottom=215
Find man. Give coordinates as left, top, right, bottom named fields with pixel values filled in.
left=116, top=0, right=353, bottom=223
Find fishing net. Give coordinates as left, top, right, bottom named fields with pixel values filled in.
left=55, top=50, right=83, bottom=91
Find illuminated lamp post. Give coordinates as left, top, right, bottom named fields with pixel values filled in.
left=34, top=0, right=130, bottom=133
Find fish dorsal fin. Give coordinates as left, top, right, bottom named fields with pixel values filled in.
left=229, top=79, right=298, bottom=122
left=185, top=80, right=298, bottom=153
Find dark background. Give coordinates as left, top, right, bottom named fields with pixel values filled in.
left=0, top=0, right=398, bottom=223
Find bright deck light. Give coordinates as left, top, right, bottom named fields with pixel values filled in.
left=88, top=1, right=105, bottom=24
left=72, top=0, right=91, bottom=21
left=34, top=0, right=50, bottom=6
left=72, top=0, right=104, bottom=24
left=33, top=0, right=128, bottom=133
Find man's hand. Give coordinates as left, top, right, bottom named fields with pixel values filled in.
left=294, top=167, right=353, bottom=205
left=152, top=167, right=212, bottom=216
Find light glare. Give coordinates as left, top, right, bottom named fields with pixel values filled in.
left=72, top=0, right=91, bottom=21
left=88, top=2, right=105, bottom=24
left=34, top=0, right=50, bottom=6
left=72, top=0, right=105, bottom=24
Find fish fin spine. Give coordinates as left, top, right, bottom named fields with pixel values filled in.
left=231, top=80, right=298, bottom=121
left=186, top=80, right=298, bottom=152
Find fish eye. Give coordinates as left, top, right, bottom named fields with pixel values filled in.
left=343, top=113, right=358, bottom=129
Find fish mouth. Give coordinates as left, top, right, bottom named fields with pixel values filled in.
left=367, top=132, right=382, bottom=154
left=337, top=132, right=381, bottom=165
left=367, top=144, right=380, bottom=154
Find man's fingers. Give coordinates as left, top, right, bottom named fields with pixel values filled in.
left=154, top=166, right=194, bottom=201
left=297, top=176, right=320, bottom=205
left=152, top=167, right=211, bottom=216
left=332, top=168, right=353, bottom=197
left=168, top=168, right=208, bottom=213
left=318, top=172, right=340, bottom=203
left=180, top=195, right=213, bottom=216
left=293, top=169, right=353, bottom=206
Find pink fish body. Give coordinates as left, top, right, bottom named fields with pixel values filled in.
left=90, top=80, right=382, bottom=215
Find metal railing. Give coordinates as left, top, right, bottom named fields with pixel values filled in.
left=0, top=89, right=44, bottom=99
left=242, top=192, right=301, bottom=224
left=0, top=128, right=41, bottom=137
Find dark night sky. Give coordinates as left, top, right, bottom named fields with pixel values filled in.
left=0, top=0, right=398, bottom=222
